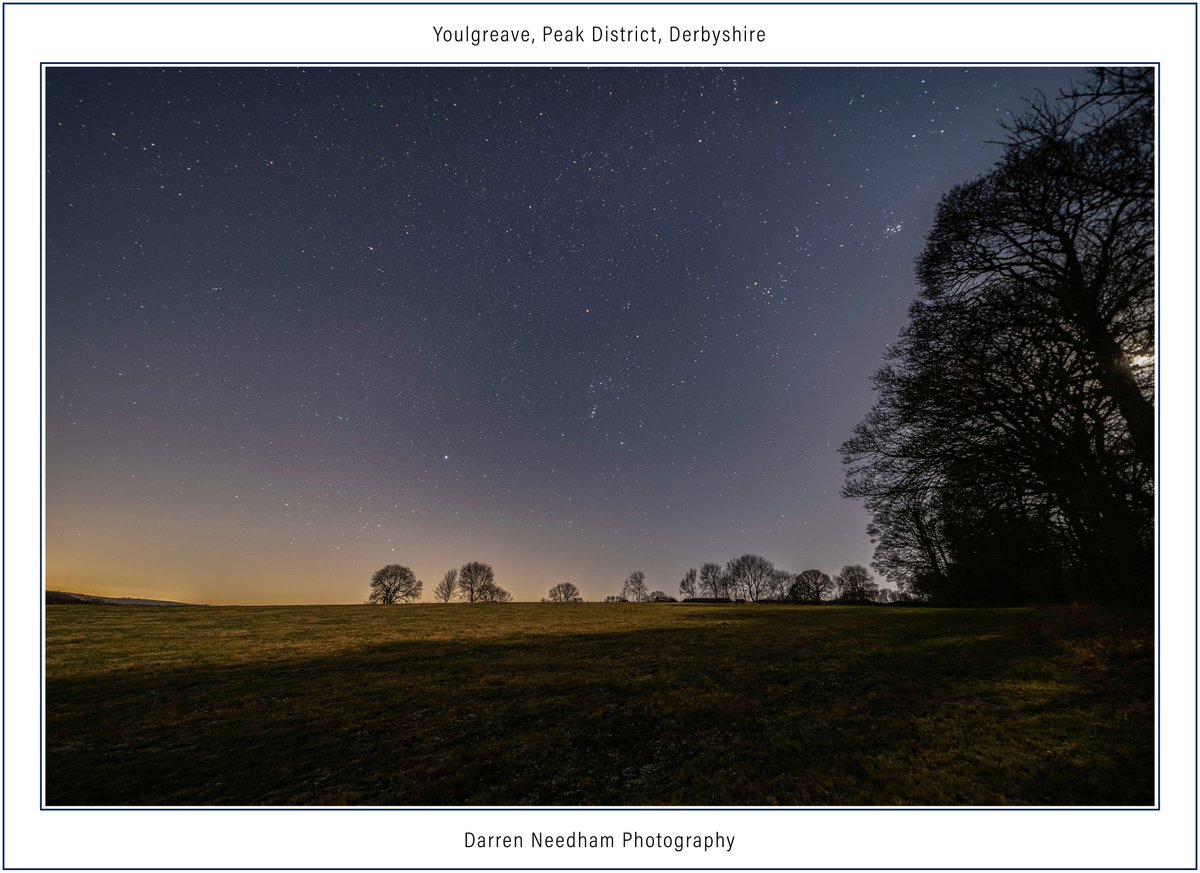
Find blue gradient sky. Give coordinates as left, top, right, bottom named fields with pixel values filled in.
left=46, top=66, right=1084, bottom=604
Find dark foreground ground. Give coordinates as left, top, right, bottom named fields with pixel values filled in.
left=45, top=602, right=1152, bottom=806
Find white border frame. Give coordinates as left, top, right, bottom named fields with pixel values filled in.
left=4, top=3, right=1196, bottom=870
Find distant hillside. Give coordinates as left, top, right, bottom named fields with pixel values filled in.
left=46, top=590, right=200, bottom=607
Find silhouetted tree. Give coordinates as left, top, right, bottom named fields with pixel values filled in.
left=679, top=568, right=698, bottom=600
left=603, top=594, right=627, bottom=603
left=457, top=561, right=496, bottom=603
left=433, top=568, right=458, bottom=603
left=622, top=571, right=648, bottom=603
left=648, top=590, right=677, bottom=602
left=788, top=568, right=833, bottom=602
left=477, top=581, right=512, bottom=602
left=860, top=490, right=952, bottom=595
left=767, top=569, right=794, bottom=601
left=724, top=554, right=775, bottom=602
left=544, top=582, right=583, bottom=602
left=918, top=69, right=1153, bottom=471
left=842, top=68, right=1153, bottom=606
left=368, top=564, right=422, bottom=604
left=698, top=562, right=725, bottom=599
left=834, top=564, right=878, bottom=601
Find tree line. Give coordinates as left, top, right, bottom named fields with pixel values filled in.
left=368, top=561, right=512, bottom=604
left=608, top=557, right=901, bottom=604
left=368, top=556, right=895, bottom=604
left=840, top=68, right=1154, bottom=606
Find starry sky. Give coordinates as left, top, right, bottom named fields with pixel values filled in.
left=46, top=66, right=1085, bottom=605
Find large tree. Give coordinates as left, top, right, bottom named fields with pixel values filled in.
left=544, top=582, right=583, bottom=602
left=622, top=571, right=649, bottom=603
left=842, top=68, right=1153, bottom=605
left=456, top=561, right=496, bottom=603
left=368, top=564, right=423, bottom=604
left=789, top=568, right=833, bottom=602
left=918, top=68, right=1153, bottom=470
left=724, top=554, right=775, bottom=602
left=834, top=564, right=878, bottom=602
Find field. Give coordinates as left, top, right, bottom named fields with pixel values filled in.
left=45, top=602, right=1153, bottom=806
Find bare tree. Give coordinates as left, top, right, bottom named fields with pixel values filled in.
left=648, top=590, right=676, bottom=602
left=433, top=568, right=458, bottom=603
left=789, top=569, right=833, bottom=602
left=456, top=561, right=496, bottom=603
left=835, top=564, right=878, bottom=601
left=368, top=564, right=423, bottom=604
left=698, top=562, right=725, bottom=598
left=918, top=70, right=1153, bottom=471
left=767, top=569, right=793, bottom=601
left=724, top=554, right=775, bottom=602
left=544, top=582, right=583, bottom=602
left=622, top=571, right=648, bottom=603
left=678, top=568, right=698, bottom=600
left=841, top=69, right=1153, bottom=606
left=477, top=579, right=513, bottom=603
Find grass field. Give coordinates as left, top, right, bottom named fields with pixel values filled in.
left=45, top=602, right=1153, bottom=806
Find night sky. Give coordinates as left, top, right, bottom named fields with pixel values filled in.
left=46, top=66, right=1084, bottom=605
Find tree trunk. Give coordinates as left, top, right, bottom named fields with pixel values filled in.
left=1062, top=250, right=1155, bottom=474
left=1083, top=315, right=1155, bottom=474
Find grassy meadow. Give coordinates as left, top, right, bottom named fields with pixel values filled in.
left=45, top=602, right=1152, bottom=806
